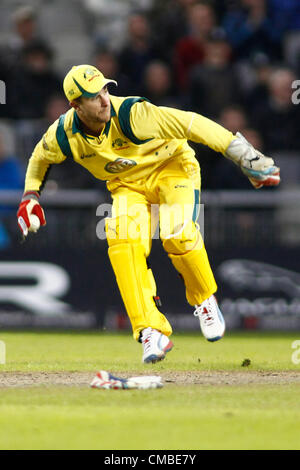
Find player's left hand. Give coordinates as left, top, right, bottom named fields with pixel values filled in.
left=240, top=155, right=280, bottom=189
left=225, top=132, right=281, bottom=189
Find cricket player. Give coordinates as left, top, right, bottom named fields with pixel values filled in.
left=17, top=65, right=280, bottom=363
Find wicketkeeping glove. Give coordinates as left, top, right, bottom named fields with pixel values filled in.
left=17, top=191, right=46, bottom=237
left=90, top=371, right=163, bottom=390
left=225, top=132, right=280, bottom=189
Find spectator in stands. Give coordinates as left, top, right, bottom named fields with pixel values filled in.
left=212, top=127, right=266, bottom=190
left=12, top=7, right=38, bottom=47
left=242, top=127, right=264, bottom=151
left=268, top=0, right=300, bottom=32
left=13, top=93, right=69, bottom=163
left=44, top=94, right=70, bottom=124
left=268, top=1, right=300, bottom=73
left=149, top=0, right=198, bottom=62
left=222, top=0, right=283, bottom=61
left=250, top=67, right=300, bottom=152
left=118, top=12, right=160, bottom=88
left=93, top=49, right=134, bottom=96
left=0, top=130, right=24, bottom=248
left=140, top=60, right=181, bottom=108
left=2, top=6, right=40, bottom=67
left=173, top=2, right=218, bottom=90
left=0, top=58, right=9, bottom=118
left=188, top=33, right=240, bottom=119
left=236, top=51, right=273, bottom=103
left=0, top=131, right=24, bottom=191
left=0, top=6, right=44, bottom=118
left=10, top=40, right=61, bottom=119
left=218, top=105, right=249, bottom=134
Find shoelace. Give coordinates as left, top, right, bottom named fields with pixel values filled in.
left=193, top=301, right=214, bottom=326
left=142, top=330, right=153, bottom=352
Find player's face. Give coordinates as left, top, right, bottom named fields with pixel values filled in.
left=76, top=86, right=111, bottom=124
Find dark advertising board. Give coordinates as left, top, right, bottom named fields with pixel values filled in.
left=0, top=232, right=299, bottom=330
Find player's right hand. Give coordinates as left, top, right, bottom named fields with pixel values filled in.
left=17, top=191, right=46, bottom=237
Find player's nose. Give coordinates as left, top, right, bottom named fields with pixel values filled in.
left=100, top=94, right=110, bottom=107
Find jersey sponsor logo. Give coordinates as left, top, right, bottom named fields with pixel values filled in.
left=80, top=152, right=96, bottom=160
left=105, top=158, right=137, bottom=174
left=112, top=138, right=130, bottom=151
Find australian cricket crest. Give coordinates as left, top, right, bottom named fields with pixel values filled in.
left=112, top=138, right=129, bottom=150
left=83, top=67, right=100, bottom=81
left=105, top=158, right=137, bottom=174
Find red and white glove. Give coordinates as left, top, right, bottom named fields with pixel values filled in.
left=225, top=132, right=280, bottom=189
left=17, top=191, right=46, bottom=237
left=90, top=371, right=163, bottom=390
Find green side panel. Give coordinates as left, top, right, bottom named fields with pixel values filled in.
left=56, top=114, right=73, bottom=158
left=192, top=189, right=200, bottom=223
left=118, top=97, right=153, bottom=145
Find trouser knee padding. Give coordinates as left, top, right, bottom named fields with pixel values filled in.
left=162, top=220, right=202, bottom=255
left=162, top=220, right=217, bottom=305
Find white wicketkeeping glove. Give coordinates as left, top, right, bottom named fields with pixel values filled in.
left=225, top=132, right=280, bottom=189
left=90, top=371, right=163, bottom=390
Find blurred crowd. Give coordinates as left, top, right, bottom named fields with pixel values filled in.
left=0, top=0, right=300, bottom=191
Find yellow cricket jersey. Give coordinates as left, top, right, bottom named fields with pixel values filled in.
left=24, top=95, right=235, bottom=193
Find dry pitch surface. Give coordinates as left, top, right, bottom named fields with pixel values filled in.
left=1, top=370, right=300, bottom=388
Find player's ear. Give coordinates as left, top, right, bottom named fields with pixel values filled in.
left=69, top=101, right=78, bottom=110
left=69, top=97, right=81, bottom=110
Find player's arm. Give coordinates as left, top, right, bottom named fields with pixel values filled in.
left=17, top=120, right=66, bottom=236
left=130, top=101, right=280, bottom=188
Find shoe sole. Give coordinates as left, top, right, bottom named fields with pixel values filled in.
left=204, top=306, right=226, bottom=342
left=206, top=328, right=226, bottom=342
left=207, top=334, right=223, bottom=342
left=143, top=340, right=174, bottom=364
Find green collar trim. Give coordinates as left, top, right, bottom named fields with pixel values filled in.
left=72, top=110, right=87, bottom=138
left=110, top=102, right=116, bottom=118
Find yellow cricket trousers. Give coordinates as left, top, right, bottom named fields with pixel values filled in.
left=105, top=153, right=217, bottom=340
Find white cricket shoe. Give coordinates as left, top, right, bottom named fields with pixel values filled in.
left=194, top=295, right=225, bottom=342
left=141, top=327, right=174, bottom=364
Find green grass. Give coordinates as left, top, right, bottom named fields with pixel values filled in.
left=0, top=384, right=300, bottom=450
left=0, top=330, right=300, bottom=450
left=1, top=330, right=300, bottom=372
